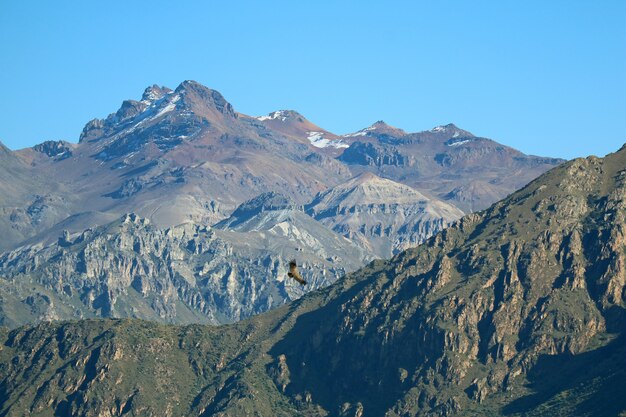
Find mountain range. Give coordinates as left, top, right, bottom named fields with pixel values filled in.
left=1, top=137, right=624, bottom=416
left=0, top=80, right=563, bottom=326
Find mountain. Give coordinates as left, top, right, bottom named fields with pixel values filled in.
left=1, top=82, right=561, bottom=254
left=0, top=81, right=564, bottom=333
left=7, top=81, right=353, bottom=252
left=253, top=110, right=349, bottom=154
left=342, top=120, right=407, bottom=140
left=0, top=141, right=74, bottom=253
left=339, top=122, right=564, bottom=212
left=214, top=191, right=305, bottom=231
left=0, top=203, right=369, bottom=328
left=1, top=144, right=624, bottom=416
left=0, top=81, right=563, bottom=329
left=213, top=192, right=370, bottom=264
left=306, top=172, right=464, bottom=257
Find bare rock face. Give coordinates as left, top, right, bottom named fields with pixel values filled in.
left=1, top=145, right=624, bottom=416
left=32, top=140, right=74, bottom=159
left=0, top=207, right=369, bottom=328
left=339, top=141, right=411, bottom=167
left=306, top=173, right=465, bottom=257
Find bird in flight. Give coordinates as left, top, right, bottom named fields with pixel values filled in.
left=288, top=260, right=307, bottom=286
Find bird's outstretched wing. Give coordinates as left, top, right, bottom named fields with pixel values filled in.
left=288, top=260, right=307, bottom=286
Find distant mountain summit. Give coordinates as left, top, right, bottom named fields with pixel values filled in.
left=343, top=120, right=407, bottom=139
left=308, top=171, right=431, bottom=209
left=79, top=80, right=237, bottom=158
left=430, top=122, right=473, bottom=135
left=307, top=173, right=464, bottom=256
left=255, top=109, right=348, bottom=150
left=142, top=84, right=172, bottom=100
left=339, top=121, right=563, bottom=212
left=255, top=110, right=301, bottom=122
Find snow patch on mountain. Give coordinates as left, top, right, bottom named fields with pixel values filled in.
left=153, top=94, right=180, bottom=119
left=307, top=132, right=349, bottom=149
left=256, top=110, right=289, bottom=121
left=342, top=126, right=377, bottom=138
left=116, top=93, right=180, bottom=138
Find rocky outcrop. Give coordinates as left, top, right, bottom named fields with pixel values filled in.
left=0, top=210, right=369, bottom=328
left=32, top=140, right=74, bottom=159
left=339, top=141, right=412, bottom=167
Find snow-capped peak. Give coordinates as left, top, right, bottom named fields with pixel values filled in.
left=431, top=125, right=447, bottom=132
left=430, top=123, right=465, bottom=133
left=141, top=85, right=172, bottom=104
left=341, top=120, right=405, bottom=138
left=256, top=110, right=291, bottom=122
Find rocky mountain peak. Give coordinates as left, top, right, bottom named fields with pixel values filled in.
left=255, top=110, right=304, bottom=122
left=32, top=140, right=74, bottom=159
left=352, top=171, right=378, bottom=183
left=429, top=123, right=475, bottom=137
left=78, top=118, right=105, bottom=142
left=174, top=80, right=236, bottom=118
left=141, top=84, right=172, bottom=103
left=252, top=110, right=349, bottom=151
left=120, top=212, right=150, bottom=226
left=308, top=173, right=433, bottom=211
left=343, top=120, right=406, bottom=139
left=213, top=192, right=309, bottom=232
left=348, top=171, right=415, bottom=190
left=76, top=80, right=241, bottom=158
left=307, top=173, right=464, bottom=256
left=112, top=100, right=148, bottom=123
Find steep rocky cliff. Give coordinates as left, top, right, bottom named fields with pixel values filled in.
left=1, top=145, right=624, bottom=416
left=0, top=209, right=368, bottom=328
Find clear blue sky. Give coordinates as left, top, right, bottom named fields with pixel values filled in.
left=1, top=1, right=624, bottom=159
